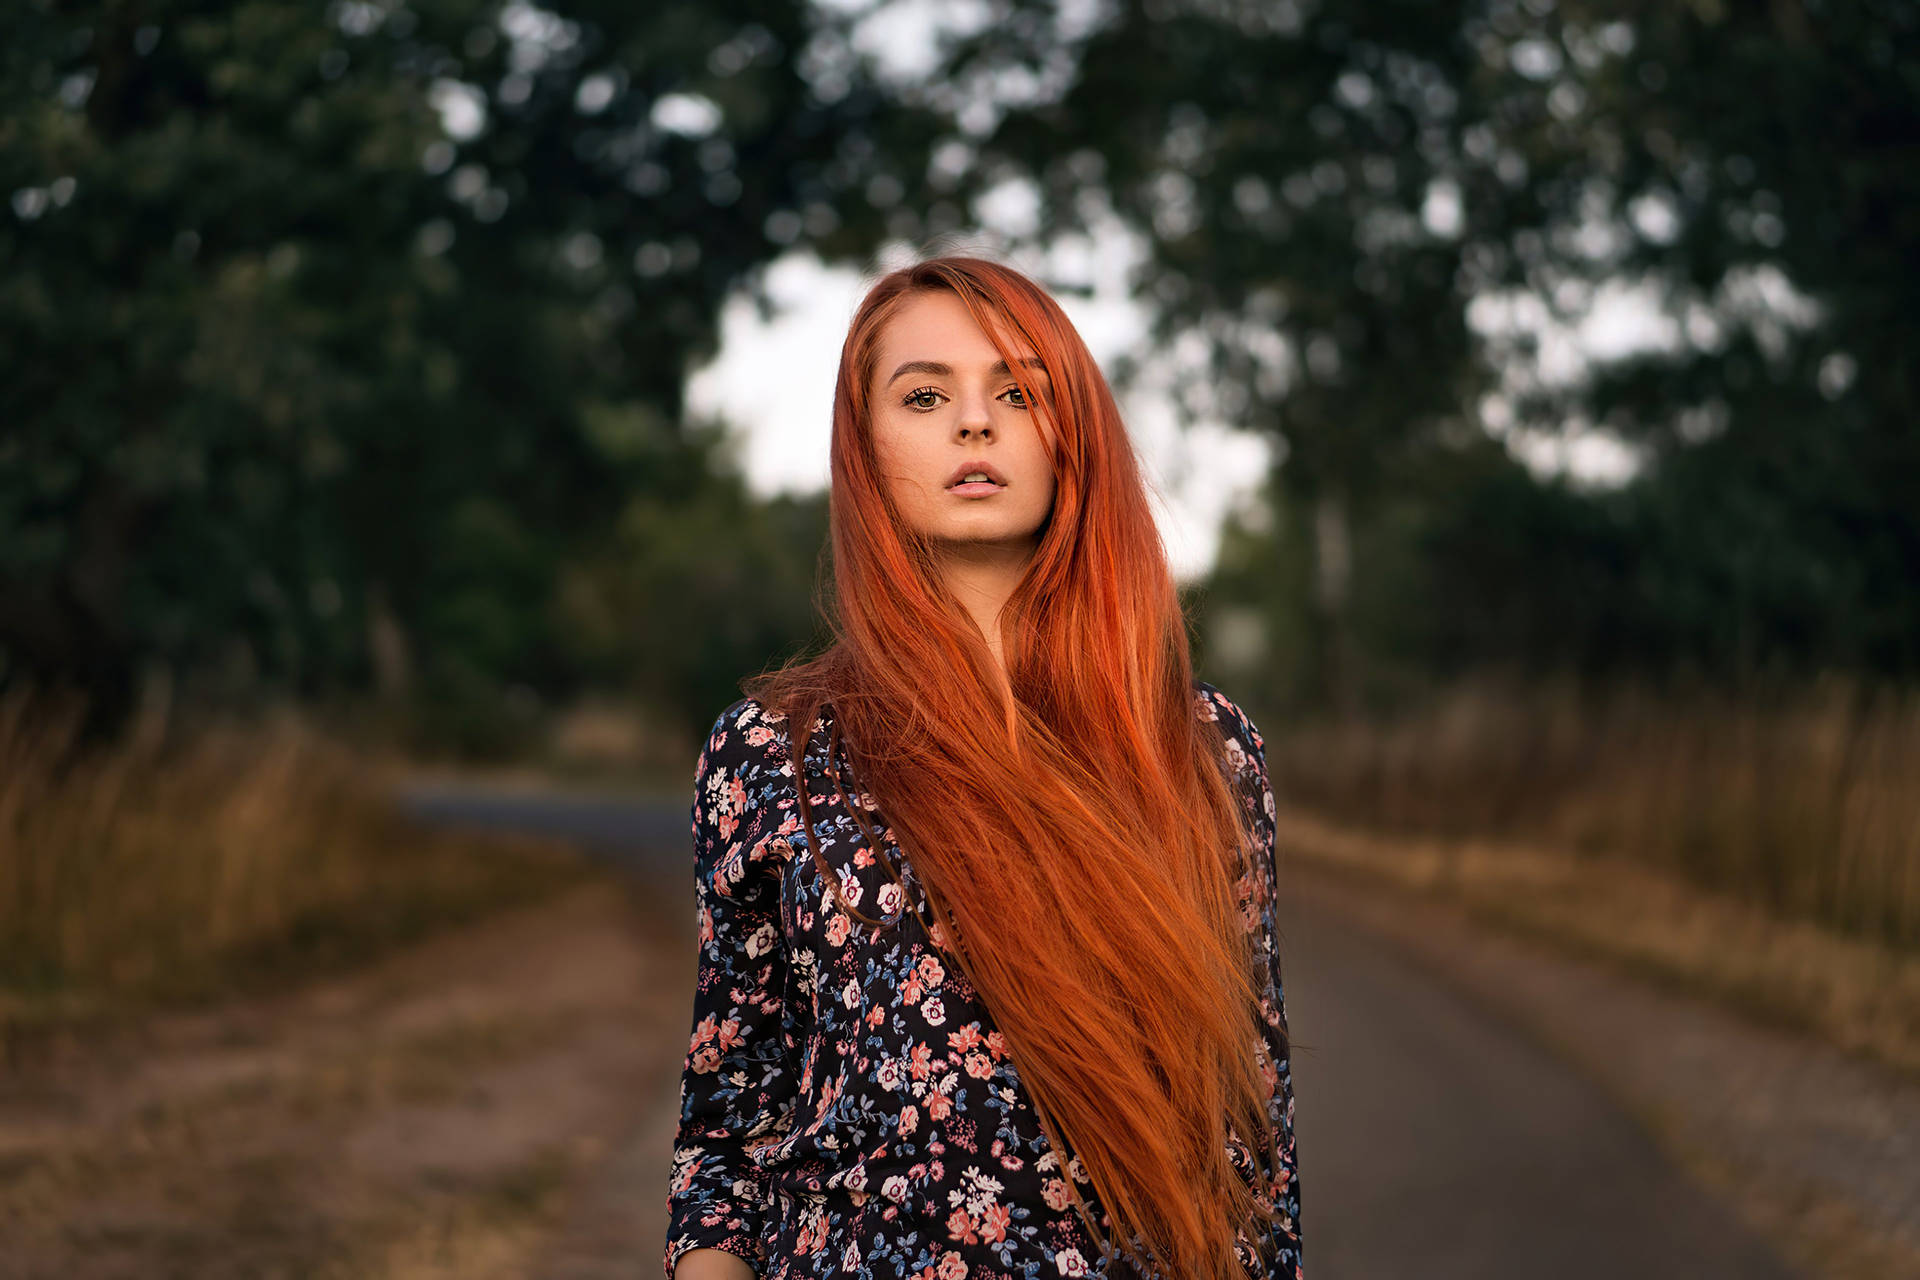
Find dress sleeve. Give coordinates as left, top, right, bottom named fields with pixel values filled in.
left=663, top=699, right=802, bottom=1280
left=1208, top=689, right=1305, bottom=1278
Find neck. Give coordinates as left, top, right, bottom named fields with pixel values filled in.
left=933, top=537, right=1034, bottom=683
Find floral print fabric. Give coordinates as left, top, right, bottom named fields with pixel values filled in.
left=663, top=682, right=1302, bottom=1280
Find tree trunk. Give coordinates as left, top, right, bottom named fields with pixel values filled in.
left=1310, top=489, right=1360, bottom=720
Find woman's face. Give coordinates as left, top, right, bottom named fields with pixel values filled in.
left=867, top=289, right=1058, bottom=557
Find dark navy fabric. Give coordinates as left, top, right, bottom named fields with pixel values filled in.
left=664, top=681, right=1302, bottom=1280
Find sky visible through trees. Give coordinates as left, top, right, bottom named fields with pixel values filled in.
left=4, top=0, right=1913, bottom=745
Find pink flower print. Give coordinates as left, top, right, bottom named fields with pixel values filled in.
left=796, top=1207, right=825, bottom=1254
left=826, top=912, right=851, bottom=947
left=900, top=1103, right=919, bottom=1135
left=900, top=969, right=925, bottom=1004
left=984, top=1030, right=1008, bottom=1060
left=921, top=996, right=946, bottom=1026
left=918, top=955, right=945, bottom=987
left=1055, top=1247, right=1088, bottom=1276
left=964, top=1051, right=994, bottom=1080
left=980, top=1202, right=1012, bottom=1244
left=745, top=725, right=775, bottom=746
left=908, top=1043, right=936, bottom=1080
left=945, top=1207, right=980, bottom=1245
left=937, top=1252, right=969, bottom=1280
left=947, top=1024, right=983, bottom=1055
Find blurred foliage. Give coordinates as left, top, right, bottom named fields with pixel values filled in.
left=3, top=0, right=1915, bottom=750
left=552, top=427, right=830, bottom=737
left=0, top=0, right=935, bottom=750
left=939, top=0, right=1919, bottom=713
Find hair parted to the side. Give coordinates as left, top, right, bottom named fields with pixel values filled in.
left=744, top=251, right=1287, bottom=1279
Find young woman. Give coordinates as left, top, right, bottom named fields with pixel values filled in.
left=664, top=254, right=1301, bottom=1280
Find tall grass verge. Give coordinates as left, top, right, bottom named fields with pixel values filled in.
left=0, top=684, right=593, bottom=1052
left=1266, top=676, right=1920, bottom=951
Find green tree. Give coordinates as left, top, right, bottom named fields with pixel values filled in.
left=932, top=0, right=1558, bottom=713
left=0, top=0, right=939, bottom=744
left=1537, top=0, right=1920, bottom=680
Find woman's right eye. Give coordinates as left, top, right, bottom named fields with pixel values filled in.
left=903, top=387, right=943, bottom=410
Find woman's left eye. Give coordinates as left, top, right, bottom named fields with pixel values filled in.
left=1002, top=386, right=1028, bottom=407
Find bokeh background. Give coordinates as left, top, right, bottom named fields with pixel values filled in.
left=3, top=2, right=1916, bottom=1278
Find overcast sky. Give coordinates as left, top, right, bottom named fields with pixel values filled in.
left=685, top=225, right=1666, bottom=582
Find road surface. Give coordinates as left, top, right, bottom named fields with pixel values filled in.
left=397, top=780, right=1802, bottom=1280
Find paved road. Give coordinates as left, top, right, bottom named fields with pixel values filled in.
left=397, top=781, right=1803, bottom=1280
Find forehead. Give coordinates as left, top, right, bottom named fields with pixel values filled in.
left=873, top=290, right=1035, bottom=371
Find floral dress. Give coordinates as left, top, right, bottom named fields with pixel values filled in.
left=663, top=681, right=1302, bottom=1280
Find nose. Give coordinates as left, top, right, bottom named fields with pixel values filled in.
left=954, top=389, right=992, bottom=441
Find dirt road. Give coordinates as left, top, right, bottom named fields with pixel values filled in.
left=404, top=783, right=1817, bottom=1280
left=8, top=781, right=1877, bottom=1278
left=0, top=868, right=691, bottom=1280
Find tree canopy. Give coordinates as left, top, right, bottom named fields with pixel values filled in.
left=5, top=0, right=1914, bottom=745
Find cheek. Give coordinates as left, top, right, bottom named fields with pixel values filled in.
left=1024, top=429, right=1059, bottom=494
left=871, top=419, right=941, bottom=503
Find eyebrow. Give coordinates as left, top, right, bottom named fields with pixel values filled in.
left=884, top=356, right=1051, bottom=387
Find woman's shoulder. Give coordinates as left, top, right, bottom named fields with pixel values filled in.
left=695, top=694, right=797, bottom=784
left=691, top=697, right=806, bottom=875
left=1191, top=678, right=1266, bottom=762
left=696, top=693, right=842, bottom=780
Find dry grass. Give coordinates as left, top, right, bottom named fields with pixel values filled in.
left=1273, top=809, right=1920, bottom=1081
left=0, top=684, right=592, bottom=1053
left=1267, top=676, right=1920, bottom=950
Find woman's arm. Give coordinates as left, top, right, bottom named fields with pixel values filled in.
left=1244, top=728, right=1303, bottom=1277
left=663, top=700, right=802, bottom=1280
left=1206, top=686, right=1304, bottom=1277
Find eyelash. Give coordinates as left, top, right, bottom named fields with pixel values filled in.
left=901, top=385, right=1032, bottom=411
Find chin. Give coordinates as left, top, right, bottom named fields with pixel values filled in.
left=939, top=522, right=1046, bottom=547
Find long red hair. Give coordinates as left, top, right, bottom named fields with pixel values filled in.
left=745, top=254, right=1285, bottom=1278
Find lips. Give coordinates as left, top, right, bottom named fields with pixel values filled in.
left=945, top=460, right=1008, bottom=488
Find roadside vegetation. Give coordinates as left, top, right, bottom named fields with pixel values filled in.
left=1266, top=678, right=1920, bottom=1078
left=0, top=684, right=594, bottom=1058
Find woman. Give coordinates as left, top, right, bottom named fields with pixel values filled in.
left=664, top=254, right=1301, bottom=1280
